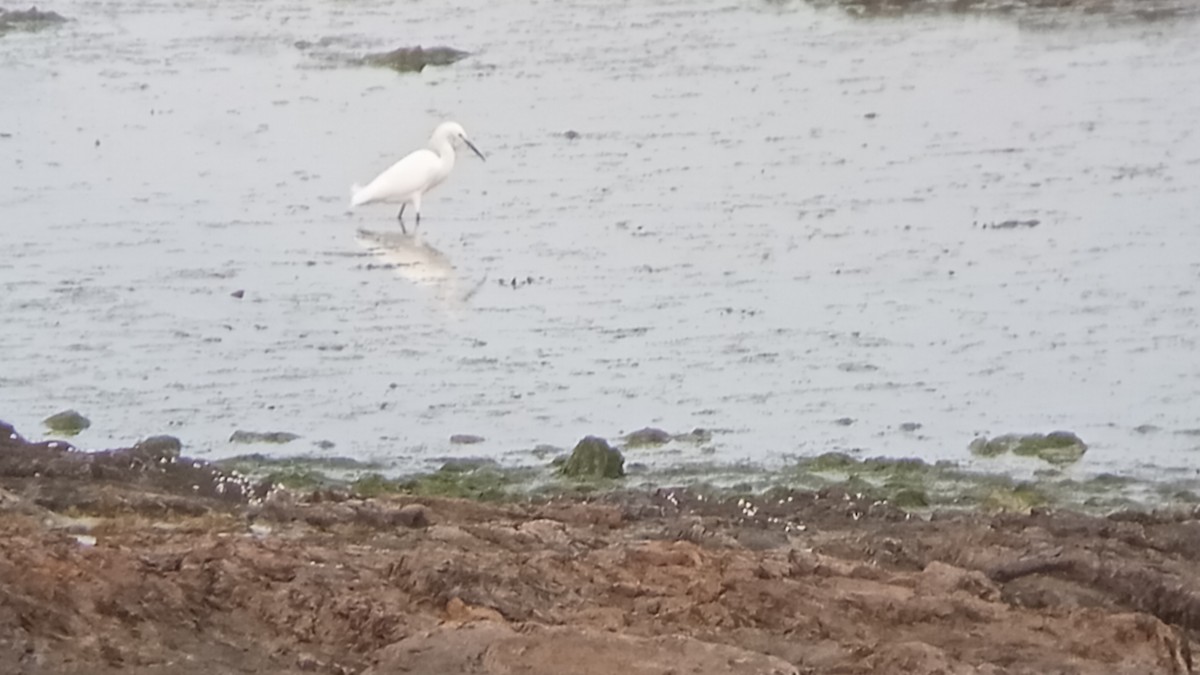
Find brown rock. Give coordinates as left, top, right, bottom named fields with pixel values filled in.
left=397, top=503, right=431, bottom=528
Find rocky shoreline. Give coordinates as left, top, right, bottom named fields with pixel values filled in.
left=2, top=420, right=1199, bottom=673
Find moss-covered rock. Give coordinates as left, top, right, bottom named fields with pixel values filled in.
left=361, top=46, right=470, bottom=73
left=891, top=488, right=930, bottom=509
left=980, top=483, right=1048, bottom=513
left=43, top=409, right=90, bottom=435
left=971, top=432, right=1087, bottom=465
left=807, top=452, right=859, bottom=472
left=559, top=436, right=625, bottom=480
left=623, top=427, right=671, bottom=448
left=351, top=473, right=397, bottom=498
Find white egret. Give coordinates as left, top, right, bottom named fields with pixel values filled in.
left=349, top=121, right=486, bottom=233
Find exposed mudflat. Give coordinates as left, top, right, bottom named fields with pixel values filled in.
left=3, top=422, right=1200, bottom=674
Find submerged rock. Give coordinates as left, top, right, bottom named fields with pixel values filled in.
left=623, top=427, right=671, bottom=448
left=229, top=430, right=300, bottom=444
left=970, top=432, right=1087, bottom=465
left=0, top=7, right=68, bottom=34
left=42, top=409, right=90, bottom=435
left=450, top=434, right=486, bottom=445
left=674, top=427, right=713, bottom=443
left=623, top=427, right=712, bottom=448
left=559, top=436, right=625, bottom=480
left=361, top=45, right=470, bottom=73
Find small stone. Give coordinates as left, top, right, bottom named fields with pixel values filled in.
left=898, top=422, right=922, bottom=432
left=230, top=290, right=245, bottom=299
left=296, top=652, right=321, bottom=672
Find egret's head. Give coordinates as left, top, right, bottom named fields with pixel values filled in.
left=432, top=121, right=486, bottom=162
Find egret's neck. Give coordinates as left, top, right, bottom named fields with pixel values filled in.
left=430, top=137, right=457, bottom=164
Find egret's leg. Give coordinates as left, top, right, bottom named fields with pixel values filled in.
left=412, top=193, right=423, bottom=231
left=397, top=203, right=408, bottom=235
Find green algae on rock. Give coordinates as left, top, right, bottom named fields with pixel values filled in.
left=970, top=431, right=1087, bottom=465
left=352, top=465, right=521, bottom=501
left=559, top=436, right=625, bottom=480
left=361, top=46, right=470, bottom=73
left=980, top=483, right=1048, bottom=513
left=42, top=409, right=90, bottom=435
left=622, top=427, right=714, bottom=448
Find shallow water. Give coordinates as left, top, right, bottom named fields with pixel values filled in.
left=2, top=0, right=1199, bottom=480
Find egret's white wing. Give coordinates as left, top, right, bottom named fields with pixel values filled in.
left=351, top=148, right=440, bottom=207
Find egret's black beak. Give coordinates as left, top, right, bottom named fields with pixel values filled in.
left=463, top=137, right=486, bottom=162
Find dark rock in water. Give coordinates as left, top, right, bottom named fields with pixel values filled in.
left=563, top=130, right=581, bottom=140
left=674, top=428, right=713, bottom=444
left=559, top=436, right=624, bottom=480
left=450, top=434, right=485, bottom=445
left=438, top=457, right=498, bottom=473
left=0, top=7, right=68, bottom=34
left=899, top=422, right=923, bottom=432
left=970, top=431, right=1087, bottom=465
left=230, top=430, right=300, bottom=444
left=42, top=409, right=90, bottom=435
left=623, top=427, right=671, bottom=448
left=361, top=45, right=470, bottom=73
left=134, top=435, right=182, bottom=460
left=983, top=219, right=1040, bottom=230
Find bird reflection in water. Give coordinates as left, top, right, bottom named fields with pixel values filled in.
left=354, top=228, right=485, bottom=305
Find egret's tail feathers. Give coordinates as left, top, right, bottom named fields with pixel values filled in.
left=349, top=183, right=369, bottom=208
